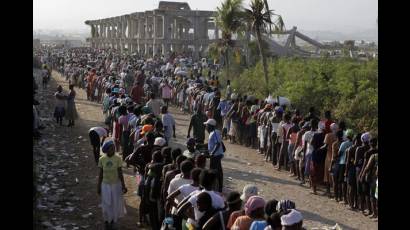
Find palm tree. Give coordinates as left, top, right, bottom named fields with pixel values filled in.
left=215, top=0, right=244, bottom=80
left=245, top=0, right=284, bottom=95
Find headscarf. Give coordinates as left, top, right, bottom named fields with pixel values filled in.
left=101, top=139, right=115, bottom=153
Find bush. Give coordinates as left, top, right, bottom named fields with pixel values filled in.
left=226, top=57, right=378, bottom=133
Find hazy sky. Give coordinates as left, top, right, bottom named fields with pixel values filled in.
left=33, top=0, right=377, bottom=33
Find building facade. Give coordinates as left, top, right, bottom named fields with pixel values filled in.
left=85, top=1, right=219, bottom=59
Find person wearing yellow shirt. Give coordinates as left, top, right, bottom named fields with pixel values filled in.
left=97, top=139, right=128, bottom=230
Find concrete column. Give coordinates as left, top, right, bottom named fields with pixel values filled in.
left=153, top=15, right=157, bottom=57
left=117, top=20, right=121, bottom=38
left=122, top=17, right=127, bottom=38
left=145, top=16, right=149, bottom=39
left=193, top=16, right=200, bottom=60
left=128, top=18, right=132, bottom=38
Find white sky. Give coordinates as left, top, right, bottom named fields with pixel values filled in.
left=33, top=0, right=378, bottom=33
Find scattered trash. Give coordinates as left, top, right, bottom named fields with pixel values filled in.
left=36, top=204, right=48, bottom=211
left=53, top=226, right=66, bottom=230
left=42, top=221, right=53, bottom=227
left=56, top=188, right=66, bottom=193
left=78, top=136, right=83, bottom=139
left=81, top=212, right=93, bottom=218
left=247, top=163, right=252, bottom=166
left=75, top=178, right=79, bottom=184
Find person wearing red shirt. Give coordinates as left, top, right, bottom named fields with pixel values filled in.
left=130, top=81, right=145, bottom=104
left=323, top=110, right=333, bottom=134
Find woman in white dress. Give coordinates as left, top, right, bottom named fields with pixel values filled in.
left=97, top=139, right=127, bottom=230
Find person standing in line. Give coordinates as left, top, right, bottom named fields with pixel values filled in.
left=65, top=84, right=78, bottom=127
left=146, top=93, right=163, bottom=117
left=345, top=133, right=362, bottom=210
left=323, top=111, right=333, bottom=134
left=322, top=123, right=338, bottom=197
left=287, top=116, right=300, bottom=176
left=354, top=132, right=371, bottom=213
left=97, top=139, right=127, bottom=230
left=160, top=80, right=172, bottom=107
left=225, top=80, right=232, bottom=100
left=187, top=106, right=208, bottom=144
left=358, top=137, right=378, bottom=217
left=166, top=160, right=194, bottom=229
left=204, top=118, right=225, bottom=192
left=331, top=130, right=344, bottom=202
left=231, top=196, right=266, bottom=230
left=277, top=113, right=292, bottom=171
left=302, top=119, right=317, bottom=187
left=202, top=191, right=243, bottom=230
left=294, top=122, right=308, bottom=184
left=130, top=81, right=145, bottom=105
left=161, top=106, right=176, bottom=145
left=42, top=64, right=50, bottom=89
left=360, top=144, right=378, bottom=219
left=54, top=85, right=67, bottom=126
left=309, top=122, right=326, bottom=195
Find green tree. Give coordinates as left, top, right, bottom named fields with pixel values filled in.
left=245, top=0, right=284, bottom=95
left=215, top=0, right=244, bottom=80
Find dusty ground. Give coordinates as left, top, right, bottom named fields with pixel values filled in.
left=33, top=70, right=377, bottom=230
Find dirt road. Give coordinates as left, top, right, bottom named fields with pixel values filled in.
left=33, top=70, right=377, bottom=230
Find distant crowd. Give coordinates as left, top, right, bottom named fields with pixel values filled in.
left=33, top=46, right=377, bottom=230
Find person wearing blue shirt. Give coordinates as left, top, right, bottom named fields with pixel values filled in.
left=205, top=118, right=224, bottom=192
left=336, top=129, right=354, bottom=204
left=217, top=98, right=231, bottom=139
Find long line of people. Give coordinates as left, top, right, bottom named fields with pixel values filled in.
left=36, top=46, right=377, bottom=229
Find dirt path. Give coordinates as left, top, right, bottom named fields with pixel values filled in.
left=34, top=70, right=377, bottom=230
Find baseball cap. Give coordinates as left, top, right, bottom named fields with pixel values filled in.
left=245, top=196, right=266, bottom=216
left=240, top=184, right=259, bottom=201
left=203, top=119, right=217, bottom=127
left=154, top=137, right=166, bottom=147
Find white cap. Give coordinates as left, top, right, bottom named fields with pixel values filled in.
left=281, top=209, right=303, bottom=226
left=203, top=119, right=217, bottom=127
left=240, top=184, right=259, bottom=201
left=154, top=137, right=166, bottom=146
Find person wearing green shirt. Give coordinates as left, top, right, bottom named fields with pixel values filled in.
left=97, top=139, right=128, bottom=230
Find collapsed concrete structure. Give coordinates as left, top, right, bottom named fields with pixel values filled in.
left=85, top=1, right=218, bottom=59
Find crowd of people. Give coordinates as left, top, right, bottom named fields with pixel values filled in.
left=33, top=46, right=378, bottom=229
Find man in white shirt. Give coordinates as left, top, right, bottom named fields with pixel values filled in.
left=167, top=161, right=194, bottom=216
left=161, top=106, right=176, bottom=144
left=177, top=169, right=225, bottom=227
